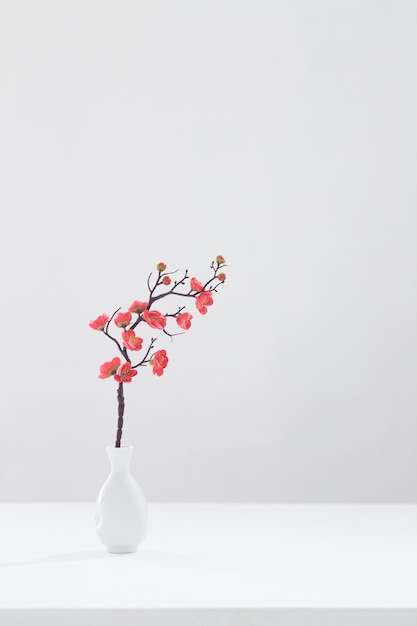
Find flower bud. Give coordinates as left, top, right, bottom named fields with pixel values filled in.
left=162, top=276, right=171, bottom=285
left=216, top=255, right=226, bottom=265
left=157, top=262, right=167, bottom=271
left=218, top=272, right=226, bottom=282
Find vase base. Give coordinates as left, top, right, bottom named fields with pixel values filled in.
left=106, top=546, right=138, bottom=554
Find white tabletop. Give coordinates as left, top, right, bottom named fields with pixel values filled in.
left=1, top=503, right=417, bottom=623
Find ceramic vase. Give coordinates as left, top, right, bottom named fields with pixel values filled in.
left=95, top=445, right=147, bottom=553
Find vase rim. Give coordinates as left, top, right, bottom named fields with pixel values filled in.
left=106, top=445, right=134, bottom=450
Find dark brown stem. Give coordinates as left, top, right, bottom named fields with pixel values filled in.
left=115, top=382, right=125, bottom=447
left=152, top=290, right=196, bottom=302
left=130, top=314, right=144, bottom=331
left=104, top=308, right=126, bottom=359
left=132, top=337, right=157, bottom=368
left=148, top=270, right=190, bottom=305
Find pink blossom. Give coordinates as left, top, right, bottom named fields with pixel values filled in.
left=196, top=291, right=214, bottom=315
left=114, top=362, right=138, bottom=383
left=128, top=300, right=148, bottom=314
left=151, top=349, right=168, bottom=376
left=99, top=357, right=121, bottom=379
left=122, top=330, right=143, bottom=351
left=143, top=309, right=167, bottom=330
left=89, top=314, right=109, bottom=331
left=114, top=311, right=132, bottom=328
left=190, top=277, right=203, bottom=292
left=176, top=312, right=193, bottom=330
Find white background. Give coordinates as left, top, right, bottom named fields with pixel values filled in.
left=0, top=0, right=416, bottom=502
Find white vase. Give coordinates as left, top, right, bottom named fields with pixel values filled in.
left=95, top=445, right=148, bottom=553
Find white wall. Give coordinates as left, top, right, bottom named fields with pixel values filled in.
left=1, top=0, right=417, bottom=502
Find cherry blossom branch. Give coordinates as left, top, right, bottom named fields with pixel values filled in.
left=159, top=307, right=187, bottom=339
left=132, top=338, right=157, bottom=368
left=165, top=306, right=186, bottom=318
left=104, top=308, right=130, bottom=361
left=130, top=263, right=225, bottom=335
left=203, top=261, right=228, bottom=291
left=129, top=314, right=144, bottom=331
left=130, top=271, right=191, bottom=330
left=147, top=271, right=160, bottom=299
left=162, top=328, right=184, bottom=339
left=147, top=273, right=153, bottom=292
left=155, top=290, right=195, bottom=300
left=149, top=270, right=190, bottom=304
left=90, top=256, right=227, bottom=448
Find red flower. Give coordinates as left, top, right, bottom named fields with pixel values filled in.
left=216, top=255, right=226, bottom=265
left=143, top=309, right=167, bottom=330
left=190, top=277, right=203, bottom=292
left=128, top=300, right=148, bottom=314
left=218, top=272, right=226, bottom=282
left=114, top=362, right=138, bottom=383
left=114, top=311, right=132, bottom=328
left=157, top=262, right=167, bottom=271
left=177, top=312, right=193, bottom=330
left=151, top=349, right=168, bottom=376
left=122, top=330, right=143, bottom=351
left=98, top=357, right=121, bottom=379
left=162, top=276, right=171, bottom=285
left=195, top=291, right=214, bottom=315
left=89, top=314, right=109, bottom=331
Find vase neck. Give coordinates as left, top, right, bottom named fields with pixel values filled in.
left=106, top=445, right=134, bottom=472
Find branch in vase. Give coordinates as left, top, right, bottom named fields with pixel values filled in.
left=115, top=382, right=125, bottom=448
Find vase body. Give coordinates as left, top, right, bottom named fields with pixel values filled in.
left=95, top=446, right=147, bottom=553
